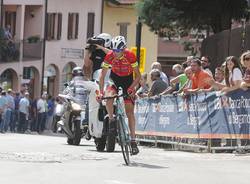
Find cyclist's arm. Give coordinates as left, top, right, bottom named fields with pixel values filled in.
left=130, top=66, right=141, bottom=89
left=99, top=67, right=109, bottom=94
left=83, top=49, right=92, bottom=79
left=95, top=44, right=110, bottom=54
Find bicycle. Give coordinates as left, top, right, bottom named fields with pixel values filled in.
left=102, top=93, right=132, bottom=165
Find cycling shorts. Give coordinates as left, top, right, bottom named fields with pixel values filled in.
left=107, top=71, right=134, bottom=104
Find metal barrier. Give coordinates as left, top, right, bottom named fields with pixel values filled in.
left=135, top=89, right=250, bottom=153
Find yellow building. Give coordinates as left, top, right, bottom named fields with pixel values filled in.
left=102, top=0, right=158, bottom=74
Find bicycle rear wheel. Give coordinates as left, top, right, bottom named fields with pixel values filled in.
left=117, top=115, right=130, bottom=165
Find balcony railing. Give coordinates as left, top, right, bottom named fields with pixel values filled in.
left=0, top=40, right=43, bottom=63
left=0, top=41, right=20, bottom=63
left=23, top=40, right=43, bottom=61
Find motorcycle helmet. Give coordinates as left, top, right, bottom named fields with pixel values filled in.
left=111, top=36, right=126, bottom=50
left=72, top=66, right=84, bottom=77
left=96, top=33, right=112, bottom=48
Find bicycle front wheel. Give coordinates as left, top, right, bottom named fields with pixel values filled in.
left=117, top=115, right=130, bottom=165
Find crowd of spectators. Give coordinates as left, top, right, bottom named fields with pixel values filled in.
left=136, top=51, right=250, bottom=99
left=0, top=89, right=62, bottom=134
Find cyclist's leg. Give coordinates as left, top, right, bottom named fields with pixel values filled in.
left=105, top=85, right=117, bottom=134
left=105, top=85, right=116, bottom=120
left=124, top=102, right=136, bottom=139
left=124, top=100, right=139, bottom=155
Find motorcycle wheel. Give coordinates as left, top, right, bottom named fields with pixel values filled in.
left=72, top=120, right=81, bottom=146
left=95, top=136, right=106, bottom=152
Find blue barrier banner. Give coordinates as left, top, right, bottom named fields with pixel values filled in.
left=135, top=89, right=250, bottom=139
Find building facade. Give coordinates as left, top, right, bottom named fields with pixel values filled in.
left=0, top=0, right=102, bottom=98
left=102, top=0, right=158, bottom=74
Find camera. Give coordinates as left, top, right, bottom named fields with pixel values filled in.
left=86, top=37, right=105, bottom=52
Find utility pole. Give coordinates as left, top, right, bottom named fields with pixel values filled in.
left=135, top=17, right=142, bottom=66
left=41, top=0, right=48, bottom=95
left=0, top=0, right=3, bottom=28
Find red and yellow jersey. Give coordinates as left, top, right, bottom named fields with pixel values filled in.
left=102, top=49, right=138, bottom=77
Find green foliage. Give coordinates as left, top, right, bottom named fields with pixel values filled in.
left=27, top=35, right=40, bottom=43
left=0, top=28, right=19, bottom=62
left=136, top=0, right=249, bottom=37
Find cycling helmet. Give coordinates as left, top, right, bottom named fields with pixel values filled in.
left=72, top=66, right=83, bottom=77
left=111, top=36, right=126, bottom=50
left=96, top=33, right=112, bottom=48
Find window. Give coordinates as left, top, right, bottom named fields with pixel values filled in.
left=117, top=22, right=130, bottom=40
left=46, top=13, right=62, bottom=40
left=87, top=12, right=95, bottom=39
left=68, top=13, right=79, bottom=40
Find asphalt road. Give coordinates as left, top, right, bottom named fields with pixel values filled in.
left=0, top=133, right=250, bottom=184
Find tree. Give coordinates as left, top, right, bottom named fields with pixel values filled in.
left=136, top=0, right=249, bottom=37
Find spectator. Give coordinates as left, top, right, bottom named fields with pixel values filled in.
left=4, top=25, right=13, bottom=42
left=151, top=62, right=169, bottom=86
left=13, top=92, right=21, bottom=132
left=214, top=67, right=225, bottom=84
left=148, top=69, right=168, bottom=97
left=18, top=92, right=30, bottom=133
left=36, top=93, right=47, bottom=133
left=136, top=73, right=149, bottom=98
left=6, top=89, right=15, bottom=132
left=30, top=98, right=38, bottom=132
left=184, top=58, right=212, bottom=94
left=46, top=95, right=55, bottom=132
left=222, top=56, right=243, bottom=93
left=205, top=67, right=226, bottom=91
left=178, top=66, right=193, bottom=93
left=201, top=56, right=213, bottom=76
left=0, top=91, right=8, bottom=133
left=53, top=97, right=63, bottom=133
left=240, top=51, right=250, bottom=90
left=182, top=56, right=194, bottom=69
left=160, top=64, right=185, bottom=95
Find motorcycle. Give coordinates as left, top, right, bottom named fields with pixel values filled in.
left=57, top=78, right=92, bottom=145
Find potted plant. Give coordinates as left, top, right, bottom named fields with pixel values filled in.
left=27, top=35, right=40, bottom=43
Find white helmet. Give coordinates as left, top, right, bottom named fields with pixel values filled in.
left=111, top=36, right=126, bottom=50
left=96, top=33, right=112, bottom=48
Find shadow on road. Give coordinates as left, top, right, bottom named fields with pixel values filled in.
left=128, top=162, right=168, bottom=169
left=62, top=144, right=95, bottom=147
left=87, top=149, right=122, bottom=153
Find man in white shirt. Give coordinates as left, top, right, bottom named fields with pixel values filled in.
left=36, top=93, right=47, bottom=133
left=18, top=92, right=30, bottom=133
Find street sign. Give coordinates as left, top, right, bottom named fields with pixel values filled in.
left=131, top=47, right=146, bottom=73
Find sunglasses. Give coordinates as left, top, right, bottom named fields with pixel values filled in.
left=244, top=57, right=250, bottom=61
left=112, top=49, right=123, bottom=53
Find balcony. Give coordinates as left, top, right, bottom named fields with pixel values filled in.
left=0, top=39, right=43, bottom=63
left=23, top=39, right=43, bottom=61
left=0, top=41, right=20, bottom=63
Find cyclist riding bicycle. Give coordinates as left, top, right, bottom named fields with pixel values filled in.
left=97, top=36, right=141, bottom=155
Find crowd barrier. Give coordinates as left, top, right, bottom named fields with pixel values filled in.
left=135, top=89, right=250, bottom=152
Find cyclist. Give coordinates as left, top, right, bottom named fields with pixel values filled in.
left=83, top=33, right=112, bottom=80
left=97, top=36, right=141, bottom=155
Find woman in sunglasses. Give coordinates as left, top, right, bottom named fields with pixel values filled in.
left=240, top=51, right=250, bottom=89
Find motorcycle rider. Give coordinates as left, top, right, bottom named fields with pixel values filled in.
left=83, top=33, right=112, bottom=80
left=62, top=66, right=103, bottom=142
